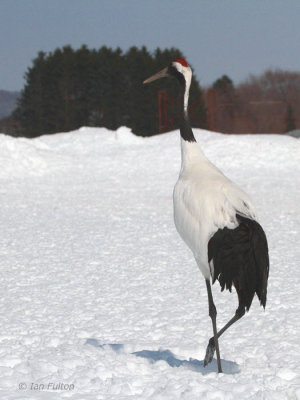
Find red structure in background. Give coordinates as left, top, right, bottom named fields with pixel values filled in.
left=157, top=88, right=287, bottom=134
left=157, top=90, right=207, bottom=134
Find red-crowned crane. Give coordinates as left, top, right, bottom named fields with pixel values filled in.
left=143, top=58, right=269, bottom=373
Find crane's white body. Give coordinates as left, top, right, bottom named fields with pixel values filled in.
left=173, top=138, right=257, bottom=279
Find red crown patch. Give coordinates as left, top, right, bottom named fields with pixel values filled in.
left=173, top=58, right=189, bottom=67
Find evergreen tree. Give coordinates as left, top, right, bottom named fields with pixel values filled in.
left=213, top=75, right=233, bottom=92
left=212, top=75, right=237, bottom=132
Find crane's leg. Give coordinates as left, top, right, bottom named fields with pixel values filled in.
left=205, top=279, right=222, bottom=373
left=204, top=305, right=245, bottom=366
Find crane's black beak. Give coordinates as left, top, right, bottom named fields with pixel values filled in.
left=143, top=67, right=169, bottom=84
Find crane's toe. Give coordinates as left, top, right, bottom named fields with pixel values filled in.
left=204, top=338, right=215, bottom=366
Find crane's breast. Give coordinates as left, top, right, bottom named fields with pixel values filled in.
left=173, top=178, right=210, bottom=257
left=173, top=173, right=255, bottom=255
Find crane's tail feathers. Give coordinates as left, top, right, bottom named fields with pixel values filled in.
left=208, top=214, right=269, bottom=311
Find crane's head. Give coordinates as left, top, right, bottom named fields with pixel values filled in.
left=143, top=58, right=192, bottom=90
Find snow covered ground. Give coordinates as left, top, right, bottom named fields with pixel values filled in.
left=0, top=126, right=299, bottom=399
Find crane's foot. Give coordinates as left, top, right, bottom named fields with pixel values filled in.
left=204, top=337, right=215, bottom=367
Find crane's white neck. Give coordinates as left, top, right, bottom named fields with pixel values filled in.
left=171, top=61, right=192, bottom=115
left=180, top=136, right=206, bottom=168
left=177, top=68, right=205, bottom=167
left=178, top=68, right=195, bottom=143
left=183, top=70, right=192, bottom=114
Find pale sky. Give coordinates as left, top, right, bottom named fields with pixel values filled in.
left=1, top=0, right=299, bottom=91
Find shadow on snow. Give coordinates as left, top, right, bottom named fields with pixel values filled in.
left=86, top=338, right=240, bottom=375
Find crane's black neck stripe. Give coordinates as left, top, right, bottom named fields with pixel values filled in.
left=168, top=65, right=196, bottom=143
left=180, top=118, right=196, bottom=142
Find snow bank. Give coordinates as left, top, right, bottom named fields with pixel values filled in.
left=0, top=127, right=299, bottom=399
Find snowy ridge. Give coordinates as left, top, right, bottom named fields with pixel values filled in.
left=0, top=127, right=143, bottom=179
left=0, top=127, right=299, bottom=399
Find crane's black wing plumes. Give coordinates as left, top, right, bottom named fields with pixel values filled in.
left=208, top=214, right=269, bottom=311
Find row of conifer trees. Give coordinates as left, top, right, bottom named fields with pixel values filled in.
left=14, top=45, right=206, bottom=138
